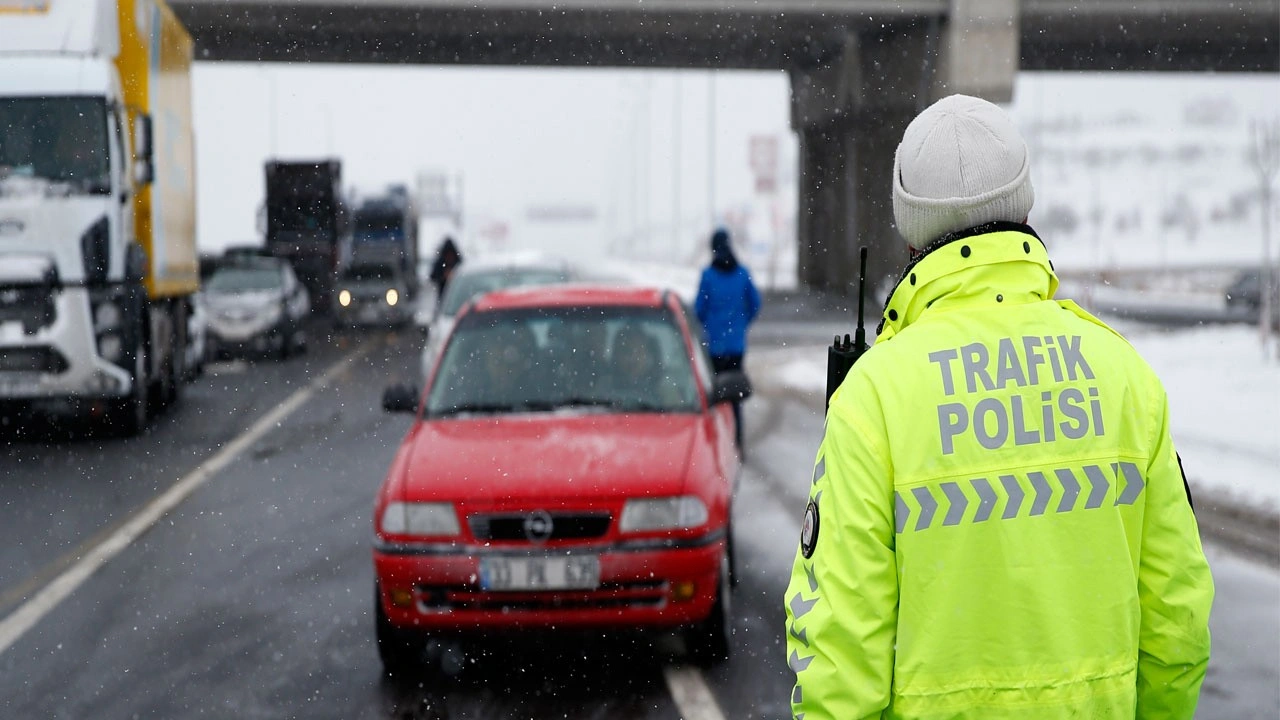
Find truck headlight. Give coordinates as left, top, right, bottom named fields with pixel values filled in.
left=94, top=301, right=121, bottom=332
left=380, top=502, right=460, bottom=537
left=98, top=333, right=123, bottom=363
left=385, top=288, right=398, bottom=306
left=619, top=496, right=708, bottom=533
left=338, top=290, right=351, bottom=307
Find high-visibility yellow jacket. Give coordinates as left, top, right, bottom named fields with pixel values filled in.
left=785, top=223, right=1213, bottom=720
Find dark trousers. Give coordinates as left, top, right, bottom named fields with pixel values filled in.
left=711, top=354, right=744, bottom=449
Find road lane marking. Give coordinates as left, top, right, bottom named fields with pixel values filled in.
left=0, top=343, right=375, bottom=656
left=663, top=666, right=728, bottom=720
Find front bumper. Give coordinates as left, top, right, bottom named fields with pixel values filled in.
left=0, top=286, right=130, bottom=400
left=205, top=317, right=286, bottom=356
left=335, top=297, right=410, bottom=326
left=373, top=531, right=725, bottom=632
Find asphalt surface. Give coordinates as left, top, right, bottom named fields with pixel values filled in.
left=0, top=314, right=1276, bottom=718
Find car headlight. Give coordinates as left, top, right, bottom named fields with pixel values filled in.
left=385, top=288, right=399, bottom=306
left=261, top=302, right=283, bottom=325
left=619, top=496, right=708, bottom=533
left=339, top=289, right=351, bottom=307
left=380, top=501, right=460, bottom=536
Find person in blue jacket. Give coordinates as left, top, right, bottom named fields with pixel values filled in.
left=695, top=227, right=761, bottom=450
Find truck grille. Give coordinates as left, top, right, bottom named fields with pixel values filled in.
left=469, top=512, right=612, bottom=542
left=0, top=347, right=69, bottom=374
left=0, top=285, right=56, bottom=334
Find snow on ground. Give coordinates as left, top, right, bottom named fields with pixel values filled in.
left=754, top=323, right=1280, bottom=514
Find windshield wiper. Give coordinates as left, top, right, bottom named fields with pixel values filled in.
left=547, top=397, right=619, bottom=410
left=431, top=402, right=518, bottom=417
left=611, top=400, right=667, bottom=413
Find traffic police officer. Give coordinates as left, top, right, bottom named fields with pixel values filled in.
left=784, top=94, right=1213, bottom=719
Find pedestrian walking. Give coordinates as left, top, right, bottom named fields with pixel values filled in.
left=429, top=236, right=463, bottom=303
left=695, top=227, right=761, bottom=451
left=784, top=94, right=1213, bottom=719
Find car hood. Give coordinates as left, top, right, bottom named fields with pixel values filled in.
left=395, top=412, right=700, bottom=505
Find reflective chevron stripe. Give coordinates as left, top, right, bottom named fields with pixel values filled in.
left=894, top=462, right=1142, bottom=533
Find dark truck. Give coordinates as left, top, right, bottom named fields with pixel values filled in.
left=263, top=159, right=349, bottom=314
left=346, top=187, right=419, bottom=299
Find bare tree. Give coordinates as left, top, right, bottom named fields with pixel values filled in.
left=1249, top=118, right=1279, bottom=360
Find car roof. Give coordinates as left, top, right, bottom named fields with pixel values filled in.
left=468, top=283, right=670, bottom=312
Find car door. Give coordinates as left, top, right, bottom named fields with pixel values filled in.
left=674, top=297, right=738, bottom=484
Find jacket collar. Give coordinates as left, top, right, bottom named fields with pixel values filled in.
left=876, top=222, right=1059, bottom=342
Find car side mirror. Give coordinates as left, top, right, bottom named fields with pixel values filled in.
left=382, top=383, right=420, bottom=414
left=710, top=371, right=752, bottom=405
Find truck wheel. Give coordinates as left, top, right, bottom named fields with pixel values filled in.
left=109, top=342, right=150, bottom=437
left=165, top=345, right=184, bottom=407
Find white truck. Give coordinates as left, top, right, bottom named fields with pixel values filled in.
left=0, top=0, right=198, bottom=435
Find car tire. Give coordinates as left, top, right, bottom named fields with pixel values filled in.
left=277, top=327, right=292, bottom=360
left=375, top=584, right=427, bottom=678
left=684, top=550, right=732, bottom=667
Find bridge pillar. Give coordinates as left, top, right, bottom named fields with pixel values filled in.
left=795, top=112, right=911, bottom=301
left=789, top=0, right=1020, bottom=300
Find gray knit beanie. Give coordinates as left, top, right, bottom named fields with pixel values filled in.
left=892, top=94, right=1034, bottom=249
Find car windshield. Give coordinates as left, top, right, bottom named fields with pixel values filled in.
left=354, top=208, right=404, bottom=239
left=205, top=267, right=282, bottom=293
left=0, top=97, right=110, bottom=192
left=426, top=306, right=699, bottom=417
left=342, top=265, right=396, bottom=282
left=438, top=268, right=568, bottom=316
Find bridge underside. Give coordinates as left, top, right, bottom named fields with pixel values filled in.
left=174, top=1, right=1279, bottom=297
left=177, top=3, right=1276, bottom=72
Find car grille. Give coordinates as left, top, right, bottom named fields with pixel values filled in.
left=0, top=285, right=56, bottom=334
left=468, top=512, right=612, bottom=542
left=416, top=581, right=666, bottom=612
left=0, top=346, right=69, bottom=374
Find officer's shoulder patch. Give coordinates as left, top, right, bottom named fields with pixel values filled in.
left=800, top=499, right=820, bottom=558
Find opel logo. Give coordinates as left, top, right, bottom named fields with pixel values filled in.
left=522, top=510, right=554, bottom=543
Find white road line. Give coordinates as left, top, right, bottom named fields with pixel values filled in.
left=663, top=665, right=728, bottom=720
left=0, top=344, right=374, bottom=656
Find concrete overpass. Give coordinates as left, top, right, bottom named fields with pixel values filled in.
left=173, top=0, right=1280, bottom=293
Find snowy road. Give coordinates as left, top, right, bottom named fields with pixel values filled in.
left=0, top=319, right=1275, bottom=718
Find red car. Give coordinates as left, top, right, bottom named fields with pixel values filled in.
left=373, top=285, right=749, bottom=674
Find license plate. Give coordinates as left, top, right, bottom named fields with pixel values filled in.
left=479, top=555, right=600, bottom=591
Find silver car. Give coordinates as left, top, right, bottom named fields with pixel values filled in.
left=203, top=256, right=310, bottom=360
left=420, top=254, right=576, bottom=378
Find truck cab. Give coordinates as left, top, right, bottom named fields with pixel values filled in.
left=0, top=0, right=197, bottom=435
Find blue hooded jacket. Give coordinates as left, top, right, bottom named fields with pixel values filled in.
left=695, top=229, right=761, bottom=357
